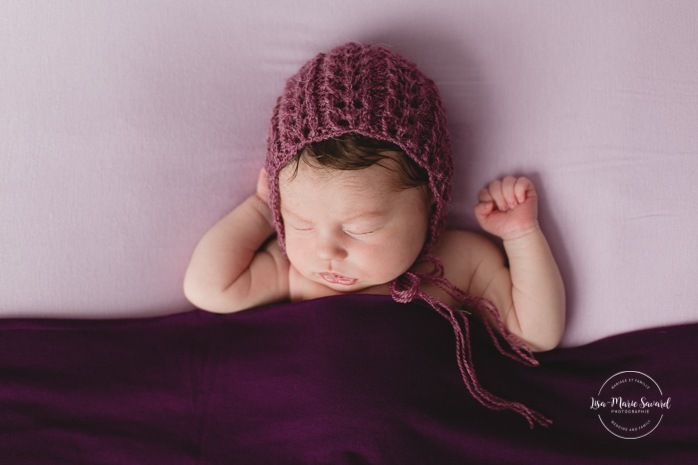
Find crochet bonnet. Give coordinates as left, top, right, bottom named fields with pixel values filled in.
left=265, top=42, right=452, bottom=253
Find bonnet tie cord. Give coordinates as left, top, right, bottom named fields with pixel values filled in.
left=428, top=263, right=541, bottom=367
left=390, top=255, right=552, bottom=429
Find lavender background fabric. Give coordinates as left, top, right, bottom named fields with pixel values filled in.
left=2, top=295, right=695, bottom=464
left=2, top=1, right=698, bottom=348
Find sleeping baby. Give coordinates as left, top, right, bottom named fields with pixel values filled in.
left=184, top=42, right=565, bottom=427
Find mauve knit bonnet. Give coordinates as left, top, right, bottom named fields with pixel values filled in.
left=265, top=42, right=452, bottom=253
left=264, top=43, right=549, bottom=428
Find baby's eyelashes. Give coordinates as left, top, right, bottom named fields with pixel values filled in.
left=287, top=224, right=382, bottom=237
left=343, top=227, right=381, bottom=237
left=288, top=224, right=314, bottom=232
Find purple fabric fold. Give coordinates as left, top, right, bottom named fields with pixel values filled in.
left=1, top=294, right=696, bottom=464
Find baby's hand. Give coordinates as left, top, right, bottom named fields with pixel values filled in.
left=474, top=176, right=539, bottom=241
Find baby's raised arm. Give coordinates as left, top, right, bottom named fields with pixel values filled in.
left=183, top=169, right=289, bottom=313
left=471, top=176, right=566, bottom=351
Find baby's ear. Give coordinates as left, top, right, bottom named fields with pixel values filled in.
left=256, top=168, right=270, bottom=203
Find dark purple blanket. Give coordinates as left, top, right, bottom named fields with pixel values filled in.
left=1, top=294, right=696, bottom=464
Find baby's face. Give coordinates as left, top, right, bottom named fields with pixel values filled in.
left=278, top=159, right=430, bottom=293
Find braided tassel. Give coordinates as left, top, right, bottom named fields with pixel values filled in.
left=391, top=258, right=552, bottom=429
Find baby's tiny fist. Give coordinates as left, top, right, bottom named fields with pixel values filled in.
left=474, top=176, right=539, bottom=240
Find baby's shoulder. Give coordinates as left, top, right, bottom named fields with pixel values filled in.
left=433, top=229, right=500, bottom=261
left=429, top=229, right=504, bottom=292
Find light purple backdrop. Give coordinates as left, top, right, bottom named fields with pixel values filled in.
left=2, top=1, right=697, bottom=346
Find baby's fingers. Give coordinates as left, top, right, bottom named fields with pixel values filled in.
left=479, top=176, right=535, bottom=212
left=477, top=184, right=494, bottom=203
left=501, top=176, right=520, bottom=209
left=513, top=177, right=535, bottom=204
left=483, top=177, right=513, bottom=211
left=474, top=196, right=495, bottom=217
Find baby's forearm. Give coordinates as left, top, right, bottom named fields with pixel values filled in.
left=184, top=195, right=274, bottom=305
left=503, top=227, right=566, bottom=351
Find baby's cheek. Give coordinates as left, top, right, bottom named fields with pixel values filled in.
left=283, top=239, right=307, bottom=267
left=367, top=241, right=419, bottom=279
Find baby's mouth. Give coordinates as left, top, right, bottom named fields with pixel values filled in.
left=319, top=272, right=358, bottom=286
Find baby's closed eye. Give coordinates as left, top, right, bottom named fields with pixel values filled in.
left=287, top=223, right=314, bottom=233
left=342, top=224, right=384, bottom=237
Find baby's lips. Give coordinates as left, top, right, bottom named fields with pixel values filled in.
left=319, top=272, right=358, bottom=286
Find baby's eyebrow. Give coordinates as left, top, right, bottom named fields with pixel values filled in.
left=280, top=208, right=311, bottom=222
left=342, top=210, right=387, bottom=222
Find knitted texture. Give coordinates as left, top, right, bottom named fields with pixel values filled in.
left=265, top=42, right=452, bottom=254
left=264, top=43, right=549, bottom=428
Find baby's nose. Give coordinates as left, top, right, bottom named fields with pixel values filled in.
left=316, top=232, right=348, bottom=261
